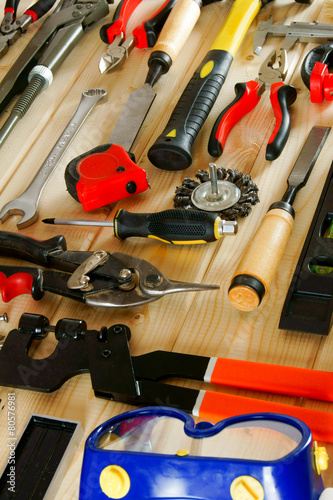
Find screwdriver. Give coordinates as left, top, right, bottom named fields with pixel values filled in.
left=43, top=209, right=237, bottom=244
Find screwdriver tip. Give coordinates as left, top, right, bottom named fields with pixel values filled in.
left=42, top=218, right=55, bottom=224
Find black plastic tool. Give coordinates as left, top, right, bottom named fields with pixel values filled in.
left=0, top=414, right=82, bottom=500
left=279, top=161, right=333, bottom=335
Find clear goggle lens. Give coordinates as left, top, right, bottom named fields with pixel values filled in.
left=96, top=415, right=303, bottom=461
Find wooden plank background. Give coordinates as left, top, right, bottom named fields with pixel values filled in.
left=0, top=0, right=332, bottom=497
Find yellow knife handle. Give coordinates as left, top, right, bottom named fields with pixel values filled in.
left=228, top=205, right=294, bottom=311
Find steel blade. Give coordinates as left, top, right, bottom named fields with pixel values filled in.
left=108, top=83, right=156, bottom=152
left=287, top=126, right=330, bottom=190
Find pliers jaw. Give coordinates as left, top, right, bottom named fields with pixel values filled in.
left=256, top=49, right=288, bottom=89
left=99, top=33, right=135, bottom=73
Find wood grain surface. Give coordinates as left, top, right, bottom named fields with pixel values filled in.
left=0, top=0, right=332, bottom=497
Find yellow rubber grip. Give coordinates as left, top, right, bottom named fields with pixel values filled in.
left=210, top=0, right=262, bottom=57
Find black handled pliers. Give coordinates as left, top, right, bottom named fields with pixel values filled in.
left=0, top=231, right=218, bottom=307
left=99, top=0, right=176, bottom=74
left=208, top=50, right=297, bottom=161
left=0, top=0, right=58, bottom=58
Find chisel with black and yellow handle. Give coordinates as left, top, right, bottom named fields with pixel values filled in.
left=148, top=0, right=273, bottom=171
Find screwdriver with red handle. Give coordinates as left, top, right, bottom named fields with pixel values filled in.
left=43, top=209, right=237, bottom=244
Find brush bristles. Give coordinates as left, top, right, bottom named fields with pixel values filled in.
left=173, top=168, right=260, bottom=221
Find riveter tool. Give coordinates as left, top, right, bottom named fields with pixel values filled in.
left=64, top=0, right=212, bottom=211
left=208, top=49, right=297, bottom=161
left=43, top=208, right=238, bottom=244
left=1, top=312, right=333, bottom=443
left=147, top=0, right=312, bottom=171
left=0, top=0, right=58, bottom=58
left=0, top=232, right=218, bottom=307
left=228, top=126, right=330, bottom=311
left=0, top=0, right=110, bottom=147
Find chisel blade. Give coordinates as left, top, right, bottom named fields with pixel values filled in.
left=108, top=83, right=156, bottom=152
left=287, top=126, right=330, bottom=191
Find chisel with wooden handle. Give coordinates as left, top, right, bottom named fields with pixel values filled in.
left=228, top=126, right=331, bottom=312
left=148, top=0, right=273, bottom=171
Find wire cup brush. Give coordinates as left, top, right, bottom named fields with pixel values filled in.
left=174, top=163, right=260, bottom=221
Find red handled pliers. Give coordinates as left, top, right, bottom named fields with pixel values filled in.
left=208, top=49, right=297, bottom=161
left=99, top=0, right=176, bottom=73
left=0, top=0, right=58, bottom=58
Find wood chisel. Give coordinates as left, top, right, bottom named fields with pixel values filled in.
left=65, top=0, right=206, bottom=211
left=228, top=126, right=331, bottom=312
left=147, top=0, right=311, bottom=171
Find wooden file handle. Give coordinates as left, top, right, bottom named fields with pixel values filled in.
left=228, top=207, right=294, bottom=311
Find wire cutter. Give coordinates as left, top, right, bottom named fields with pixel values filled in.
left=0, top=231, right=218, bottom=307
left=208, top=49, right=297, bottom=161
left=99, top=0, right=176, bottom=74
left=0, top=0, right=58, bottom=58
left=1, top=312, right=333, bottom=444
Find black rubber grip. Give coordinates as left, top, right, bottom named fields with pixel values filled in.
left=26, top=0, right=57, bottom=19
left=208, top=82, right=249, bottom=157
left=0, top=231, right=66, bottom=265
left=114, top=209, right=220, bottom=243
left=148, top=49, right=233, bottom=171
left=266, top=84, right=297, bottom=161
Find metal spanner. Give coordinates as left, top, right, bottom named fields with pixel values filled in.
left=0, top=88, right=107, bottom=229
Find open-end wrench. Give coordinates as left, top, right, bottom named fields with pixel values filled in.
left=0, top=88, right=107, bottom=229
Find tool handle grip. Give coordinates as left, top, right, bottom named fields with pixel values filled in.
left=100, top=0, right=141, bottom=44
left=133, top=0, right=176, bottom=49
left=197, top=390, right=333, bottom=443
left=148, top=49, right=233, bottom=171
left=0, top=267, right=44, bottom=302
left=0, top=231, right=66, bottom=266
left=228, top=206, right=294, bottom=311
left=24, top=0, right=58, bottom=21
left=100, top=0, right=175, bottom=47
left=207, top=358, right=333, bottom=402
left=4, top=0, right=18, bottom=14
left=149, top=0, right=201, bottom=67
left=114, top=209, right=222, bottom=243
left=208, top=80, right=261, bottom=157
left=266, top=82, right=297, bottom=161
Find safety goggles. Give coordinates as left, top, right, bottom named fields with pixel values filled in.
left=79, top=407, right=327, bottom=499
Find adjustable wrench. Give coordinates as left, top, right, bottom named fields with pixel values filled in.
left=0, top=88, right=107, bottom=229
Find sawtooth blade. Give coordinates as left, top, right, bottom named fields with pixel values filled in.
left=108, top=83, right=156, bottom=152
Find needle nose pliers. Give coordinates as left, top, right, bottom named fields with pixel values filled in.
left=208, top=49, right=297, bottom=161
left=0, top=0, right=58, bottom=58
left=99, top=0, right=176, bottom=73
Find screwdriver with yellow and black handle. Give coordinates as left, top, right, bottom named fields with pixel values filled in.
left=43, top=209, right=237, bottom=244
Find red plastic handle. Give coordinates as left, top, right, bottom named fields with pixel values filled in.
left=133, top=0, right=173, bottom=48
left=196, top=390, right=333, bottom=443
left=76, top=144, right=149, bottom=211
left=206, top=357, right=333, bottom=402
left=106, top=0, right=142, bottom=43
left=208, top=81, right=260, bottom=157
left=0, top=272, right=33, bottom=302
